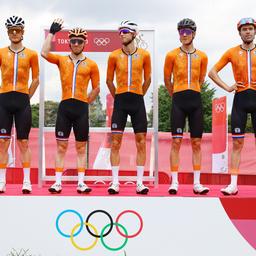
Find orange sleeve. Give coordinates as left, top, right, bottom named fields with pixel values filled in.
left=45, top=52, right=60, bottom=65
left=106, top=53, right=116, bottom=82
left=199, top=53, right=208, bottom=83
left=90, top=62, right=100, bottom=89
left=214, top=50, right=230, bottom=72
left=164, top=52, right=175, bottom=82
left=143, top=51, right=151, bottom=80
left=30, top=51, right=39, bottom=79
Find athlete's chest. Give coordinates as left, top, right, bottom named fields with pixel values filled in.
left=60, top=58, right=91, bottom=76
left=1, top=51, right=30, bottom=70
left=174, top=52, right=202, bottom=69
left=232, top=49, right=256, bottom=67
left=116, top=53, right=144, bottom=70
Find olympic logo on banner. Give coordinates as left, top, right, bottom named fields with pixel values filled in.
left=93, top=37, right=110, bottom=46
left=215, top=103, right=225, bottom=113
left=56, top=209, right=143, bottom=251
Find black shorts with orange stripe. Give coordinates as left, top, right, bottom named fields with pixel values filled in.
left=171, top=90, right=203, bottom=138
left=55, top=99, right=89, bottom=142
left=0, top=91, right=31, bottom=140
left=111, top=92, right=147, bottom=134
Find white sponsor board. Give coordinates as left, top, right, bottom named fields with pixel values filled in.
left=0, top=197, right=255, bottom=256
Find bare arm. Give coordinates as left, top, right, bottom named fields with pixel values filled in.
left=208, top=68, right=237, bottom=92
left=41, top=33, right=54, bottom=58
left=142, top=77, right=151, bottom=95
left=88, top=87, right=100, bottom=104
left=41, top=19, right=63, bottom=58
left=29, top=78, right=39, bottom=99
left=106, top=80, right=116, bottom=98
left=164, top=77, right=173, bottom=96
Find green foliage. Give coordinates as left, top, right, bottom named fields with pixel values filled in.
left=89, top=96, right=106, bottom=127
left=31, top=103, right=39, bottom=128
left=44, top=101, right=59, bottom=127
left=201, top=81, right=216, bottom=132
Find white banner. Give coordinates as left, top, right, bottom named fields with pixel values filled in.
left=0, top=197, right=255, bottom=256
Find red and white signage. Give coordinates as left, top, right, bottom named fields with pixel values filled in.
left=45, top=30, right=122, bottom=52
left=212, top=97, right=228, bottom=173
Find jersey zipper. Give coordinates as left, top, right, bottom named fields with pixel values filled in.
left=13, top=52, right=18, bottom=90
left=127, top=54, right=132, bottom=92
left=71, top=60, right=82, bottom=98
left=187, top=53, right=191, bottom=89
left=247, top=49, right=252, bottom=88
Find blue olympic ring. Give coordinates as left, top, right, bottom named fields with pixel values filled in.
left=56, top=209, right=83, bottom=238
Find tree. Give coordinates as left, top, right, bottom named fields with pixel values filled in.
left=155, top=81, right=216, bottom=132
left=89, top=96, right=106, bottom=127
left=44, top=101, right=59, bottom=127
left=31, top=103, right=39, bottom=128
left=201, top=81, right=216, bottom=132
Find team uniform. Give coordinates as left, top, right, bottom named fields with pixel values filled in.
left=0, top=47, right=39, bottom=139
left=107, top=48, right=151, bottom=134
left=213, top=45, right=256, bottom=138
left=164, top=47, right=208, bottom=138
left=44, top=53, right=100, bottom=141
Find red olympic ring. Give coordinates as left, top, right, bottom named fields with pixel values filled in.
left=115, top=210, right=143, bottom=238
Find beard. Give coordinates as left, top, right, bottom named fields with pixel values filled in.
left=242, top=38, right=254, bottom=45
left=122, top=36, right=135, bottom=46
left=11, top=37, right=23, bottom=44
left=72, top=49, right=83, bottom=55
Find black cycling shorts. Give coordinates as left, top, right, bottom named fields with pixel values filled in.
left=231, top=89, right=256, bottom=138
left=55, top=99, right=89, bottom=142
left=0, top=91, right=31, bottom=140
left=111, top=92, right=147, bottom=134
left=171, top=90, right=203, bottom=138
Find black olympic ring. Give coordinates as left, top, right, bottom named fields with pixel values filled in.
left=85, top=209, right=113, bottom=238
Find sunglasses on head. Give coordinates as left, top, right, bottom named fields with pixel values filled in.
left=70, top=38, right=85, bottom=45
left=8, top=27, right=23, bottom=34
left=179, top=28, right=193, bottom=36
left=119, top=29, right=132, bottom=35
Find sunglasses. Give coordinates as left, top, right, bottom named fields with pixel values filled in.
left=179, top=28, right=193, bottom=36
left=119, top=29, right=132, bottom=35
left=70, top=38, right=85, bottom=45
left=8, top=28, right=23, bottom=34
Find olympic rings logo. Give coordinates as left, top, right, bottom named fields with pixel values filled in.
left=56, top=209, right=143, bottom=252
left=215, top=103, right=225, bottom=113
left=93, top=37, right=110, bottom=46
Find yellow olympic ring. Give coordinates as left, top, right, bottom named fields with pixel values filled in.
left=70, top=222, right=98, bottom=251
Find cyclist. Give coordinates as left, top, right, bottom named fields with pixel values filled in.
left=41, top=19, right=100, bottom=193
left=164, top=18, right=209, bottom=195
left=209, top=18, right=256, bottom=195
left=0, top=16, right=39, bottom=194
left=106, top=20, right=151, bottom=194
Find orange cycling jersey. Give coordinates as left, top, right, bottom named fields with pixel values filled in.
left=214, top=45, right=256, bottom=93
left=164, top=47, right=208, bottom=93
left=0, top=47, right=39, bottom=94
left=45, top=53, right=100, bottom=103
left=107, top=48, right=151, bottom=95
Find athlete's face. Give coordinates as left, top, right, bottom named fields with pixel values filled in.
left=179, top=28, right=195, bottom=46
left=119, top=29, right=136, bottom=46
left=239, top=25, right=256, bottom=44
left=69, top=36, right=85, bottom=55
left=8, top=26, right=24, bottom=44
